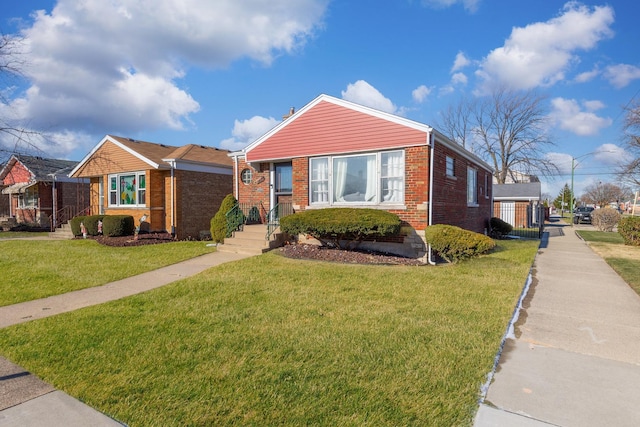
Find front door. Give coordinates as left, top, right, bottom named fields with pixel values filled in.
left=272, top=162, right=293, bottom=219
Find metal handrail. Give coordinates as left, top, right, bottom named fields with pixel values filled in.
left=225, top=203, right=245, bottom=237
left=266, top=202, right=294, bottom=240
left=49, top=205, right=91, bottom=230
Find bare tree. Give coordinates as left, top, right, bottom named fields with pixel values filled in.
left=438, top=87, right=557, bottom=184
left=436, top=97, right=475, bottom=149
left=618, top=100, right=640, bottom=187
left=0, top=32, right=41, bottom=161
left=580, top=182, right=631, bottom=208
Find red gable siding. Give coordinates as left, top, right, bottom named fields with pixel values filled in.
left=2, top=161, right=32, bottom=185
left=246, top=100, right=427, bottom=162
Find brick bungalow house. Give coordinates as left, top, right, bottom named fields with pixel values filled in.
left=228, top=94, right=493, bottom=258
left=69, top=135, right=233, bottom=239
left=0, top=155, right=89, bottom=229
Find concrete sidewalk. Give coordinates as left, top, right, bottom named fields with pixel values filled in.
left=0, top=249, right=251, bottom=426
left=475, top=222, right=640, bottom=426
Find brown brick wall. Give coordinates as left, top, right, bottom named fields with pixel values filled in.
left=58, top=181, right=90, bottom=212
left=174, top=170, right=233, bottom=239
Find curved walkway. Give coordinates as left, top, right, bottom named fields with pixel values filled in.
left=0, top=249, right=251, bottom=426
left=475, top=222, right=640, bottom=426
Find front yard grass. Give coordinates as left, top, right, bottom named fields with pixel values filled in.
left=0, top=240, right=539, bottom=426
left=0, top=231, right=49, bottom=239
left=577, top=230, right=640, bottom=295
left=0, top=239, right=214, bottom=306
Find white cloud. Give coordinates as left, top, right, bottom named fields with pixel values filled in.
left=451, top=72, right=468, bottom=86
left=451, top=51, right=471, bottom=73
left=593, top=143, right=627, bottom=166
left=574, top=67, right=600, bottom=83
left=604, top=64, right=640, bottom=89
left=421, top=0, right=480, bottom=13
left=412, top=85, right=432, bottom=103
left=476, top=2, right=614, bottom=92
left=6, top=0, right=328, bottom=155
left=341, top=80, right=398, bottom=114
left=219, top=116, right=279, bottom=151
left=549, top=97, right=612, bottom=136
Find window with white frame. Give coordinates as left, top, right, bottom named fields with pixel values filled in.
left=309, top=150, right=404, bottom=205
left=108, top=172, right=146, bottom=207
left=467, top=167, right=478, bottom=205
left=446, top=156, right=454, bottom=177
left=19, top=186, right=38, bottom=208
left=484, top=173, right=490, bottom=199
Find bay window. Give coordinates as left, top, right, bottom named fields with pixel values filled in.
left=108, top=172, right=147, bottom=207
left=309, top=150, right=404, bottom=205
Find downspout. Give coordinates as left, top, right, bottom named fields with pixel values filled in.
left=170, top=161, right=176, bottom=237
left=427, top=131, right=437, bottom=265
left=52, top=176, right=57, bottom=229
left=233, top=155, right=239, bottom=199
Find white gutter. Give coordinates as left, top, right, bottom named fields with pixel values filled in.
left=427, top=131, right=437, bottom=265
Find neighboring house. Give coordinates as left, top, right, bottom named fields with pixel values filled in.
left=70, top=135, right=233, bottom=239
left=493, top=182, right=542, bottom=228
left=0, top=155, right=89, bottom=229
left=493, top=170, right=540, bottom=184
left=229, top=94, right=493, bottom=258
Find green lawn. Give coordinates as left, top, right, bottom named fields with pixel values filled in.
left=0, top=239, right=214, bottom=306
left=576, top=230, right=640, bottom=295
left=576, top=230, right=625, bottom=244
left=0, top=231, right=50, bottom=239
left=0, top=240, right=539, bottom=426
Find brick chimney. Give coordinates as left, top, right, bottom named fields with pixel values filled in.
left=282, top=106, right=295, bottom=121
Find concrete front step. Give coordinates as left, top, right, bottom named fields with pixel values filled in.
left=48, top=223, right=74, bottom=239
left=216, top=224, right=286, bottom=255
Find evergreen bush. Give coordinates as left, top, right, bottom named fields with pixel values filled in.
left=69, top=216, right=87, bottom=236
left=590, top=208, right=621, bottom=232
left=102, top=215, right=135, bottom=237
left=82, top=215, right=106, bottom=235
left=210, top=194, right=238, bottom=244
left=489, top=217, right=513, bottom=239
left=618, top=216, right=640, bottom=246
left=424, top=224, right=496, bottom=263
left=279, top=208, right=402, bottom=250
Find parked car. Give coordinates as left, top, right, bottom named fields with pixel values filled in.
left=573, top=206, right=595, bottom=224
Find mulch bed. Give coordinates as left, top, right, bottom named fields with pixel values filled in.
left=277, top=243, right=425, bottom=266
left=80, top=233, right=177, bottom=247
left=84, top=234, right=425, bottom=265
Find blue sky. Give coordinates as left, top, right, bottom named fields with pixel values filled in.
left=1, top=0, right=639, bottom=199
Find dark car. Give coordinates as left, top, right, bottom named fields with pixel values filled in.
left=573, top=206, right=595, bottom=224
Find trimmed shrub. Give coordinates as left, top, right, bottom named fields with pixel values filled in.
left=489, top=217, right=513, bottom=239
left=618, top=216, right=640, bottom=246
left=210, top=194, right=238, bottom=244
left=82, top=215, right=106, bottom=235
left=279, top=208, right=402, bottom=250
left=69, top=216, right=87, bottom=236
left=591, top=208, right=621, bottom=232
left=424, top=224, right=496, bottom=263
left=102, top=215, right=135, bottom=237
